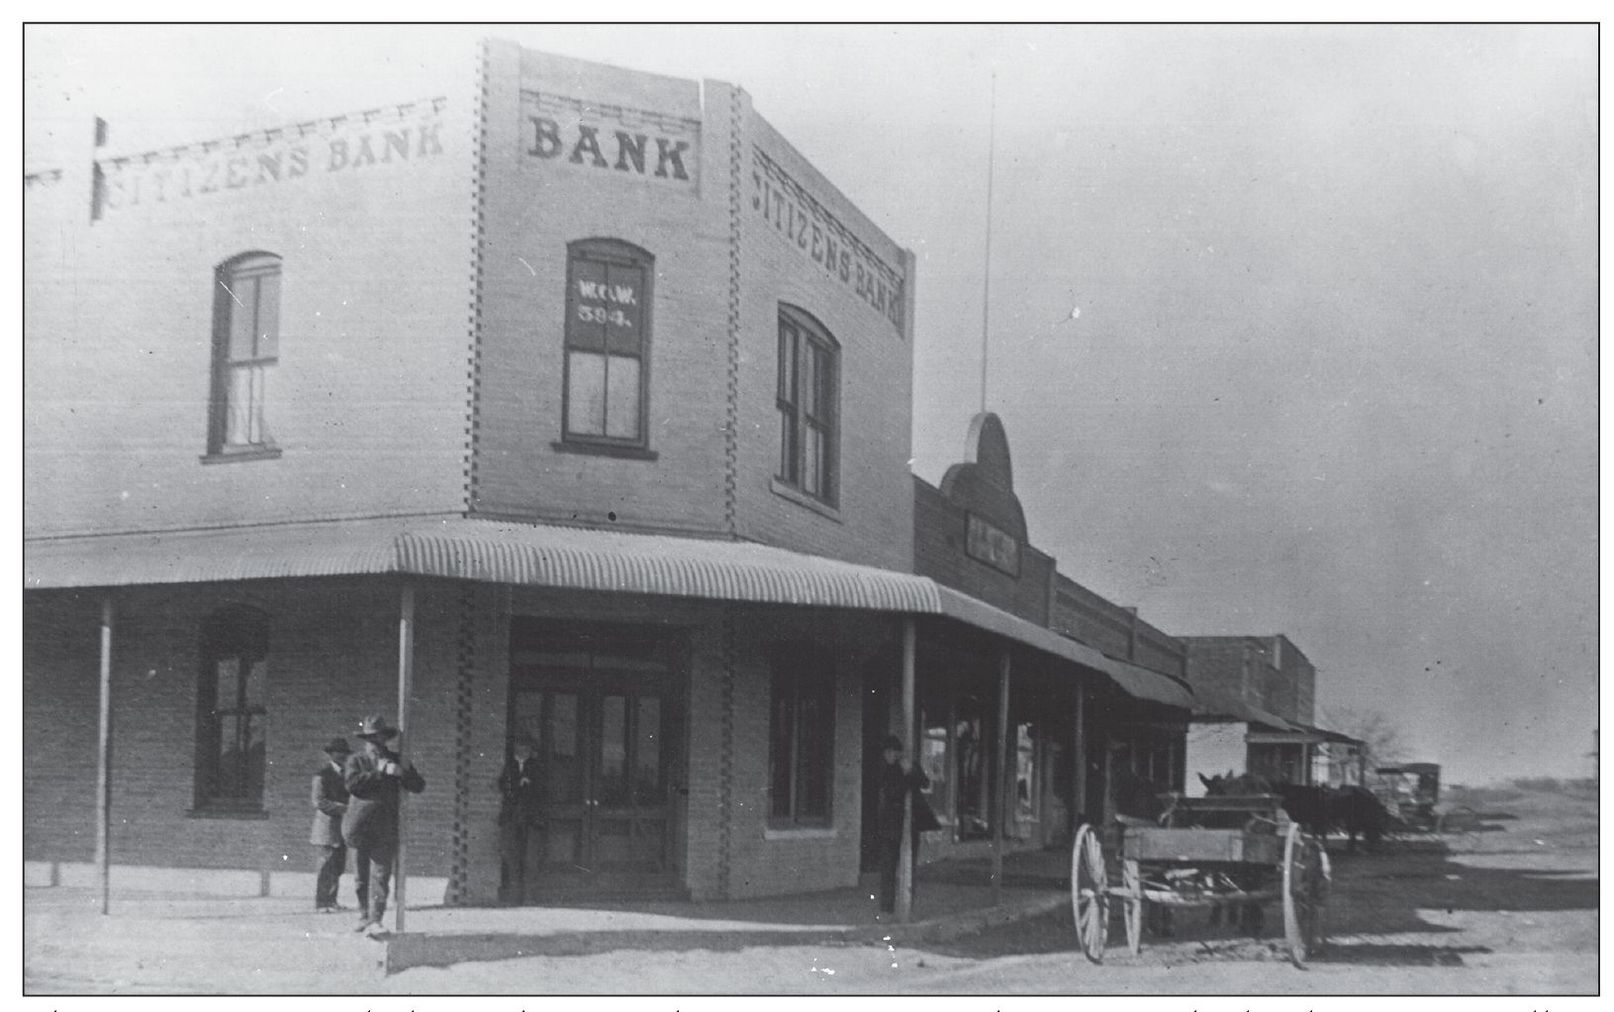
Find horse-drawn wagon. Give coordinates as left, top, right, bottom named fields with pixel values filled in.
left=1071, top=793, right=1331, bottom=968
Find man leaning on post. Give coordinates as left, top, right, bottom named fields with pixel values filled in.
left=342, top=713, right=425, bottom=936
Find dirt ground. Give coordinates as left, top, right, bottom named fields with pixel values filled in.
left=390, top=781, right=1597, bottom=995
left=25, top=781, right=1598, bottom=995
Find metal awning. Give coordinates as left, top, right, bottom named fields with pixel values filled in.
left=1087, top=655, right=1196, bottom=710
left=1191, top=695, right=1300, bottom=732
left=24, top=517, right=1194, bottom=708
left=1303, top=724, right=1364, bottom=747
left=934, top=586, right=1194, bottom=710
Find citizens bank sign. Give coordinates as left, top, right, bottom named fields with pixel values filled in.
left=93, top=99, right=448, bottom=218
left=752, top=148, right=905, bottom=334
left=520, top=91, right=700, bottom=188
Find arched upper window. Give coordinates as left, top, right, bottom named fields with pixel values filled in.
left=776, top=305, right=839, bottom=506
left=194, top=606, right=270, bottom=811
left=561, top=238, right=653, bottom=452
left=207, top=252, right=282, bottom=459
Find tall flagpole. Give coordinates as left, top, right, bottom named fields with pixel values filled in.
left=979, top=72, right=997, bottom=414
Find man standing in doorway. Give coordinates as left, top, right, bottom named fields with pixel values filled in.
left=310, top=737, right=352, bottom=912
left=498, top=734, right=542, bottom=903
left=342, top=713, right=425, bottom=936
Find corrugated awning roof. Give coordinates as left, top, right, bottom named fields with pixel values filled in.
left=25, top=517, right=1194, bottom=709
left=1091, top=655, right=1197, bottom=710
left=1191, top=693, right=1300, bottom=732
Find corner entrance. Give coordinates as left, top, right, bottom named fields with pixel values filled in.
left=503, top=619, right=686, bottom=901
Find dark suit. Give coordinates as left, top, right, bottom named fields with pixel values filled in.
left=498, top=754, right=542, bottom=900
left=875, top=759, right=929, bottom=913
left=342, top=745, right=425, bottom=925
left=309, top=762, right=349, bottom=910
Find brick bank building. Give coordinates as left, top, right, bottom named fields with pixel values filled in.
left=24, top=41, right=1193, bottom=909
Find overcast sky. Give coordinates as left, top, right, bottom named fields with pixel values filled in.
left=24, top=24, right=1599, bottom=786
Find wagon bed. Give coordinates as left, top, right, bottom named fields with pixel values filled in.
left=1071, top=794, right=1330, bottom=967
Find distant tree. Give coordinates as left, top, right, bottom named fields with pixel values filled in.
left=1320, top=706, right=1411, bottom=769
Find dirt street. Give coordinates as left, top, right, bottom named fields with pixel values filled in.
left=25, top=782, right=1596, bottom=995
left=376, top=782, right=1596, bottom=995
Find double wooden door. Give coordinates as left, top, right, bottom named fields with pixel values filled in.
left=507, top=624, right=683, bottom=899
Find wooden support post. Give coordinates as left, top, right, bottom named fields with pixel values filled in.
left=1073, top=679, right=1087, bottom=829
left=896, top=616, right=916, bottom=923
left=394, top=583, right=416, bottom=934
left=991, top=646, right=1011, bottom=905
left=95, top=596, right=114, bottom=915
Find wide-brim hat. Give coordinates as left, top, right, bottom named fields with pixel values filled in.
left=356, top=713, right=399, bottom=740
left=322, top=737, right=352, bottom=756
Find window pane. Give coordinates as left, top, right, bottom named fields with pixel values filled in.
left=799, top=339, right=816, bottom=416
left=604, top=354, right=641, bottom=439
left=545, top=693, right=583, bottom=804
left=244, top=715, right=267, bottom=802
left=922, top=719, right=950, bottom=819
left=567, top=258, right=609, bottom=351
left=242, top=658, right=266, bottom=709
left=769, top=681, right=795, bottom=818
left=214, top=657, right=240, bottom=711
left=255, top=271, right=280, bottom=358
left=599, top=694, right=628, bottom=808
left=224, top=365, right=265, bottom=446
left=634, top=696, right=662, bottom=806
left=604, top=262, right=644, bottom=355
left=215, top=714, right=244, bottom=798
left=799, top=683, right=833, bottom=818
left=1016, top=724, right=1036, bottom=820
left=566, top=351, right=607, bottom=436
left=802, top=426, right=822, bottom=496
left=778, top=406, right=797, bottom=483
left=226, top=276, right=257, bottom=361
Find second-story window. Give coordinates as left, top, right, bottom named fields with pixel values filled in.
left=208, top=252, right=281, bottom=456
left=563, top=239, right=652, bottom=448
left=776, top=305, right=839, bottom=505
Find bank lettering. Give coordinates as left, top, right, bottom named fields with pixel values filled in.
left=521, top=91, right=699, bottom=188
left=96, top=113, right=446, bottom=217
left=752, top=149, right=904, bottom=333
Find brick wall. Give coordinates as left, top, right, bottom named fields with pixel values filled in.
left=22, top=579, right=470, bottom=900
left=1050, top=575, right=1133, bottom=659
left=730, top=108, right=915, bottom=572
left=25, top=87, right=477, bottom=538
left=470, top=43, right=733, bottom=536
left=1183, top=636, right=1258, bottom=710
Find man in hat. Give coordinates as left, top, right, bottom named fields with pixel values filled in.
left=310, top=737, right=352, bottom=912
left=342, top=713, right=426, bottom=935
left=874, top=734, right=929, bottom=916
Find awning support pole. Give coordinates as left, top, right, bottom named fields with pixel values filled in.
left=95, top=595, right=114, bottom=915
left=1073, top=679, right=1087, bottom=830
left=897, top=616, right=916, bottom=923
left=992, top=646, right=1010, bottom=906
left=394, top=583, right=415, bottom=934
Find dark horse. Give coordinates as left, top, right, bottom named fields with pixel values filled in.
left=1200, top=772, right=1387, bottom=853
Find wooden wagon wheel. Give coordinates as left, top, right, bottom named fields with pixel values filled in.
left=1282, top=822, right=1330, bottom=968
left=1121, top=858, right=1144, bottom=955
left=1070, top=824, right=1109, bottom=963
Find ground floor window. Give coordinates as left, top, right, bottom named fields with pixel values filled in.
left=194, top=606, right=269, bottom=811
left=769, top=647, right=835, bottom=827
